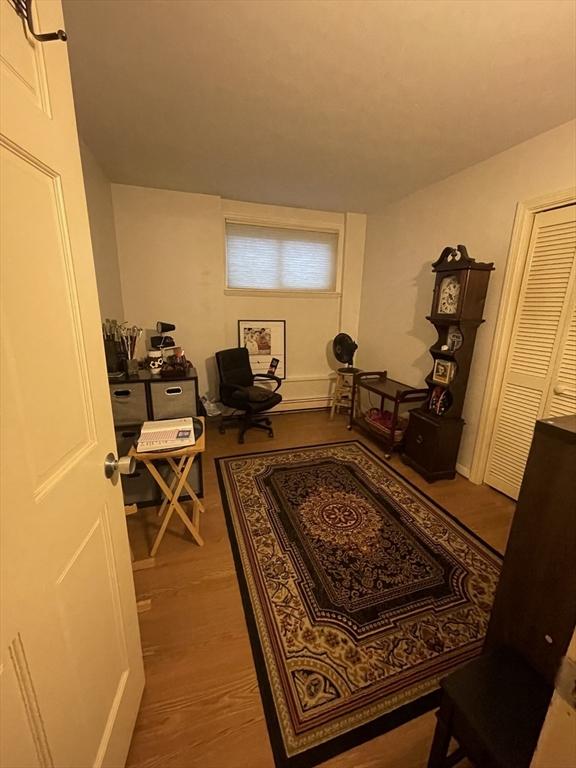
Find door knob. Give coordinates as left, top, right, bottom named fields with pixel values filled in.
left=554, top=383, right=576, bottom=398
left=104, top=453, right=136, bottom=480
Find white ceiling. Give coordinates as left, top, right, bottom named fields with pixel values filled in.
left=63, top=0, right=576, bottom=213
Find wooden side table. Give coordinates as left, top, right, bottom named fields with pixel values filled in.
left=348, top=371, right=428, bottom=457
left=129, top=417, right=206, bottom=557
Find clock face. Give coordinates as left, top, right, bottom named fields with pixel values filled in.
left=438, top=275, right=460, bottom=315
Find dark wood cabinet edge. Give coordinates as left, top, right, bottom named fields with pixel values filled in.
left=400, top=453, right=457, bottom=482
left=425, top=316, right=485, bottom=326
left=410, top=411, right=465, bottom=426
left=108, top=368, right=199, bottom=383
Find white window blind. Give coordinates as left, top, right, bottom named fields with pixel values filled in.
left=225, top=222, right=338, bottom=292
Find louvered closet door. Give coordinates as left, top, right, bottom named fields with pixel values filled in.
left=485, top=205, right=576, bottom=499
left=544, top=293, right=576, bottom=417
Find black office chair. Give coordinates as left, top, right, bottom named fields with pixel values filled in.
left=215, top=347, right=282, bottom=443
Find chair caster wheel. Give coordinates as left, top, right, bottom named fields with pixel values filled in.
left=264, top=418, right=271, bottom=425
left=268, top=431, right=274, bottom=438
left=346, top=425, right=352, bottom=431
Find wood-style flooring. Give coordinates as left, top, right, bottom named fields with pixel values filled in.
left=125, top=410, right=515, bottom=768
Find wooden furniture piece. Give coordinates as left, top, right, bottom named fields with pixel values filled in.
left=129, top=417, right=206, bottom=557
left=124, top=503, right=155, bottom=611
left=215, top=347, right=282, bottom=443
left=330, top=368, right=356, bottom=419
left=427, top=414, right=576, bottom=768
left=109, top=368, right=203, bottom=504
left=403, top=245, right=494, bottom=481
left=124, top=502, right=156, bottom=571
left=348, top=371, right=428, bottom=456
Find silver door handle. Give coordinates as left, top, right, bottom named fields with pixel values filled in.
left=104, top=453, right=136, bottom=480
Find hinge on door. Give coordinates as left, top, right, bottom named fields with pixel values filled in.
left=8, top=0, right=67, bottom=43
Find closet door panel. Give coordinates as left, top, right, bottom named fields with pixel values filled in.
left=485, top=206, right=576, bottom=499
left=545, top=297, right=576, bottom=418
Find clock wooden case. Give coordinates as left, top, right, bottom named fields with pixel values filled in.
left=403, top=245, right=494, bottom=481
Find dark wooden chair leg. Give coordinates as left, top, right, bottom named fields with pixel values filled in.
left=427, top=695, right=455, bottom=768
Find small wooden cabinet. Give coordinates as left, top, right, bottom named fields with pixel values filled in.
left=403, top=246, right=494, bottom=481
left=403, top=411, right=464, bottom=478
left=109, top=369, right=203, bottom=504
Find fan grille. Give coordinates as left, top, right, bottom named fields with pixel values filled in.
left=333, top=333, right=358, bottom=365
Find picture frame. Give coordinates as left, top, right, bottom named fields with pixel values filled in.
left=238, top=320, right=286, bottom=379
left=432, top=358, right=456, bottom=386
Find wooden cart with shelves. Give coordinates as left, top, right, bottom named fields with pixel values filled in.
left=348, top=371, right=428, bottom=457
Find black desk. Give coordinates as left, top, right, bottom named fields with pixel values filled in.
left=109, top=367, right=203, bottom=505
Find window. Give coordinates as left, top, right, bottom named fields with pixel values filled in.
left=225, top=222, right=339, bottom=293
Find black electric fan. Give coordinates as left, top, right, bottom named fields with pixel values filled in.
left=332, top=333, right=359, bottom=373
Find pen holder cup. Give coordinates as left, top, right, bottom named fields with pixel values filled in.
left=104, top=339, right=126, bottom=373
left=124, top=358, right=140, bottom=377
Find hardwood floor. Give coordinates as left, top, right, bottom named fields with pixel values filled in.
left=125, top=411, right=515, bottom=768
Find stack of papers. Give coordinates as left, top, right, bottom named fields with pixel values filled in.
left=136, top=417, right=196, bottom=453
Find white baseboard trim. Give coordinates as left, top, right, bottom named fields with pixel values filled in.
left=284, top=374, right=334, bottom=383
left=275, top=405, right=330, bottom=415
left=456, top=462, right=470, bottom=479
left=275, top=396, right=331, bottom=412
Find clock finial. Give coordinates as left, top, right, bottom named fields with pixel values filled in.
left=432, top=244, right=480, bottom=270
left=456, top=244, right=470, bottom=261
left=432, top=246, right=459, bottom=269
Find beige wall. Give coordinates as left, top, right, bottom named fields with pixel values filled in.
left=111, top=184, right=366, bottom=405
left=357, top=120, right=576, bottom=475
left=79, top=141, right=124, bottom=320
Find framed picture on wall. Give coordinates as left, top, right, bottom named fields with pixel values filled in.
left=238, top=320, right=286, bottom=379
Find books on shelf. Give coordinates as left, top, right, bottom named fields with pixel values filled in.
left=136, top=417, right=196, bottom=453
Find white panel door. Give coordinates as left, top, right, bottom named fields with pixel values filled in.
left=0, top=2, right=144, bottom=767
left=484, top=205, right=576, bottom=499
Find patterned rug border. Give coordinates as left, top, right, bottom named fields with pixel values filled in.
left=215, top=440, right=502, bottom=768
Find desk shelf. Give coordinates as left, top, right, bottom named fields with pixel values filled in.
left=109, top=367, right=203, bottom=504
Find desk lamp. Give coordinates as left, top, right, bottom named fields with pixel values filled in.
left=151, top=321, right=176, bottom=349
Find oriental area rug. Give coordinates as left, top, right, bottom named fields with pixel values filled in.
left=216, top=442, right=502, bottom=768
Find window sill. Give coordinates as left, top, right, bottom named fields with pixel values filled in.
left=224, top=289, right=341, bottom=299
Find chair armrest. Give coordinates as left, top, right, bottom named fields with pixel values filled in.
left=254, top=374, right=282, bottom=392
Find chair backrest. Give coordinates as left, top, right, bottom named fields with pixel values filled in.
left=484, top=415, right=576, bottom=685
left=215, top=347, right=254, bottom=390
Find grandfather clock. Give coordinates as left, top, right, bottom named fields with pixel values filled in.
left=402, top=245, right=494, bottom=481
